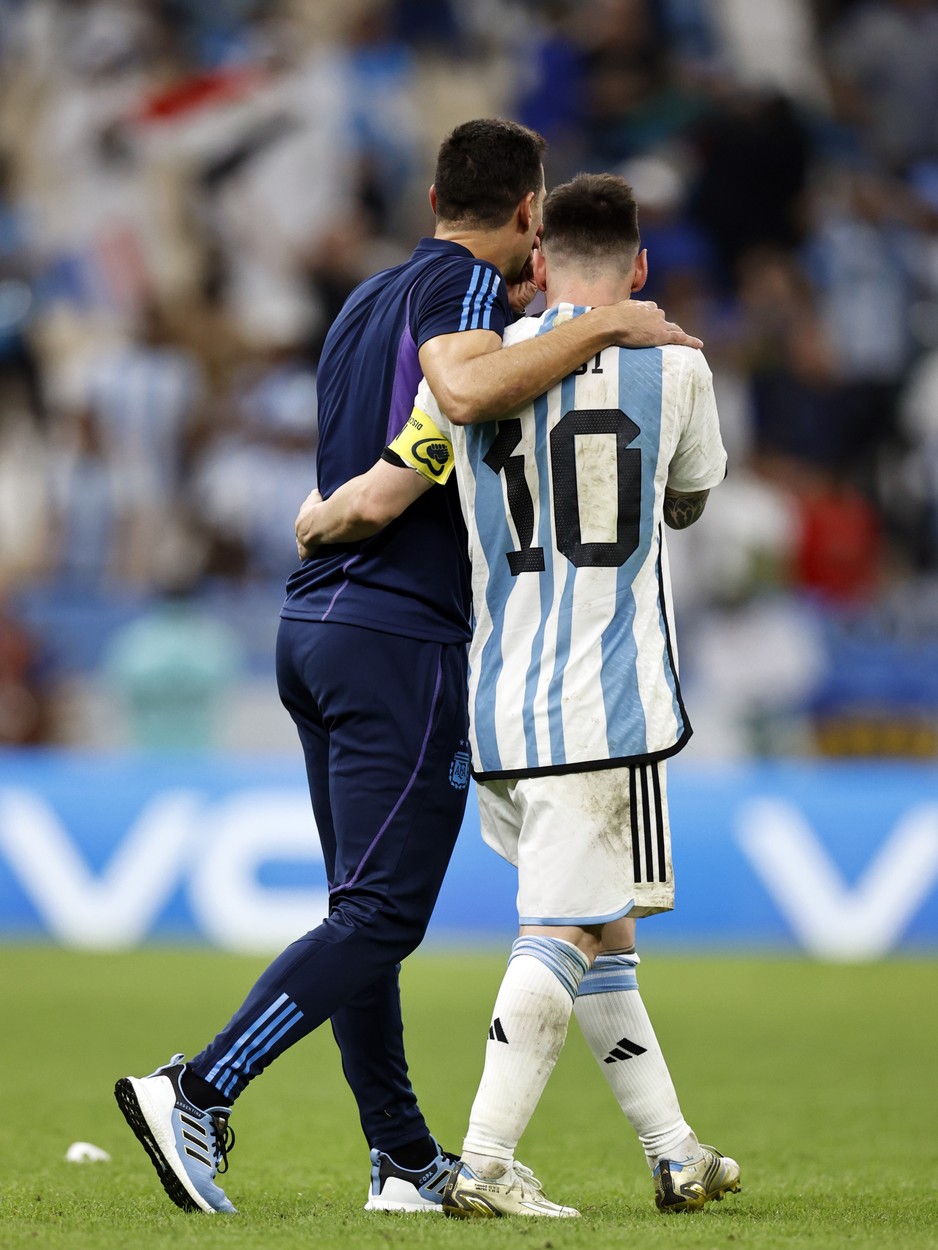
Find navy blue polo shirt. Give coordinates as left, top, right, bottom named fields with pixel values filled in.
left=281, top=238, right=510, bottom=643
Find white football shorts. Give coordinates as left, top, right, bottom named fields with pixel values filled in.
left=476, top=762, right=674, bottom=925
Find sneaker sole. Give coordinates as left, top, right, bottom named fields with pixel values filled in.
left=364, top=1196, right=443, bottom=1213
left=443, top=1190, right=579, bottom=1219
left=115, top=1075, right=218, bottom=1215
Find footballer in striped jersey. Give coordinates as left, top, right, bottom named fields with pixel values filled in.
left=295, top=172, right=739, bottom=1218
left=116, top=117, right=710, bottom=1220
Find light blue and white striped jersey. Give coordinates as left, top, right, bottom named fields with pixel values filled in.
left=415, top=303, right=726, bottom=779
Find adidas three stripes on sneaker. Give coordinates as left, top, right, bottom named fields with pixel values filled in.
left=115, top=1054, right=236, bottom=1214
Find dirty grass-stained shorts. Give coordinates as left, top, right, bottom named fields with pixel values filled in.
left=476, top=762, right=674, bottom=925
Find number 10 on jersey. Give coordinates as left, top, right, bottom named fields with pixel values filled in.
left=483, top=408, right=642, bottom=573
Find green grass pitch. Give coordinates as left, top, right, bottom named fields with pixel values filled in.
left=1, top=946, right=936, bottom=1250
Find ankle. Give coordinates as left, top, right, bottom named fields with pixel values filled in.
left=650, top=1131, right=701, bottom=1171
left=382, top=1136, right=438, bottom=1171
left=463, top=1150, right=512, bottom=1180
left=182, top=1069, right=230, bottom=1111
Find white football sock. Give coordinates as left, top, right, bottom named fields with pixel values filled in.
left=574, top=951, right=698, bottom=1169
left=462, top=936, right=589, bottom=1175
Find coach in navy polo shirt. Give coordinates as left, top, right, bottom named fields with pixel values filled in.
left=115, top=118, right=700, bottom=1216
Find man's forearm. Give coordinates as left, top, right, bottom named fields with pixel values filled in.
left=426, top=302, right=702, bottom=426
left=295, top=461, right=432, bottom=557
left=295, top=479, right=381, bottom=553
left=444, top=309, right=616, bottom=424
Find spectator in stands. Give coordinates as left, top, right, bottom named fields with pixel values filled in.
left=688, top=91, right=810, bottom=285
left=80, top=300, right=205, bottom=587
left=826, top=0, right=938, bottom=173
left=102, top=566, right=243, bottom=751
left=0, top=591, right=53, bottom=745
left=189, top=301, right=318, bottom=581
left=804, top=167, right=927, bottom=484
left=47, top=396, right=123, bottom=588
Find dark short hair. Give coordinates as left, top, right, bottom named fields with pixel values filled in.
left=434, top=118, right=546, bottom=228
left=542, top=173, right=641, bottom=265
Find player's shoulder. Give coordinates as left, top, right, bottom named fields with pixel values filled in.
left=659, top=342, right=713, bottom=385
left=659, top=342, right=711, bottom=368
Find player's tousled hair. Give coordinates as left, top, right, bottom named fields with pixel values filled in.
left=541, top=173, right=641, bottom=268
left=434, top=119, right=546, bottom=228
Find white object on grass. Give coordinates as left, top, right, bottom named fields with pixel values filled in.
left=65, top=1141, right=111, bottom=1163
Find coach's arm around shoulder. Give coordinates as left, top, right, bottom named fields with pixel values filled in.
left=420, top=298, right=703, bottom=427
left=295, top=461, right=431, bottom=559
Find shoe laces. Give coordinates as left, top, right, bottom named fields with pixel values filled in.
left=209, top=1111, right=236, bottom=1175
left=512, top=1163, right=544, bottom=1196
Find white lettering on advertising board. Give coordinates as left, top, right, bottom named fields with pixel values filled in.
left=735, top=798, right=938, bottom=961
left=0, top=786, right=328, bottom=953
left=2, top=786, right=937, bottom=957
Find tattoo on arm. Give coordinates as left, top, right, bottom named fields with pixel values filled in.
left=663, top=489, right=709, bottom=530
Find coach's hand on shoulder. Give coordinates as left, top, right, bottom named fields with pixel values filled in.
left=602, top=300, right=703, bottom=350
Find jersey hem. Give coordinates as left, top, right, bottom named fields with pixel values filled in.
left=279, top=607, right=469, bottom=645
left=471, top=723, right=693, bottom=782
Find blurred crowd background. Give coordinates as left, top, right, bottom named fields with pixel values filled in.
left=1, top=0, right=938, bottom=759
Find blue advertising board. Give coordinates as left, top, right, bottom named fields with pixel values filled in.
left=0, top=751, right=935, bottom=960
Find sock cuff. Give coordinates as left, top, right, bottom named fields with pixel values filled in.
left=509, top=936, right=590, bottom=1002
left=576, top=950, right=640, bottom=997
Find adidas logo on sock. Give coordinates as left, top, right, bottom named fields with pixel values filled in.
left=603, top=1036, right=647, bottom=1063
left=487, top=1017, right=508, bottom=1043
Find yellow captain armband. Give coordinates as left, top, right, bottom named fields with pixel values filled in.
left=386, top=406, right=455, bottom=485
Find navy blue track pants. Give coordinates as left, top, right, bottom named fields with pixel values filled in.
left=190, top=618, right=470, bottom=1153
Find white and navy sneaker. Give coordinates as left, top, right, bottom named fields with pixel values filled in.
left=653, top=1144, right=741, bottom=1212
left=442, top=1160, right=579, bottom=1219
left=115, top=1054, right=237, bottom=1214
left=364, top=1139, right=456, bottom=1212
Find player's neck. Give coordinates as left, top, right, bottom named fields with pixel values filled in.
left=545, top=278, right=633, bottom=310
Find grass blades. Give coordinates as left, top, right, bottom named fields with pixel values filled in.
left=1, top=947, right=936, bottom=1250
